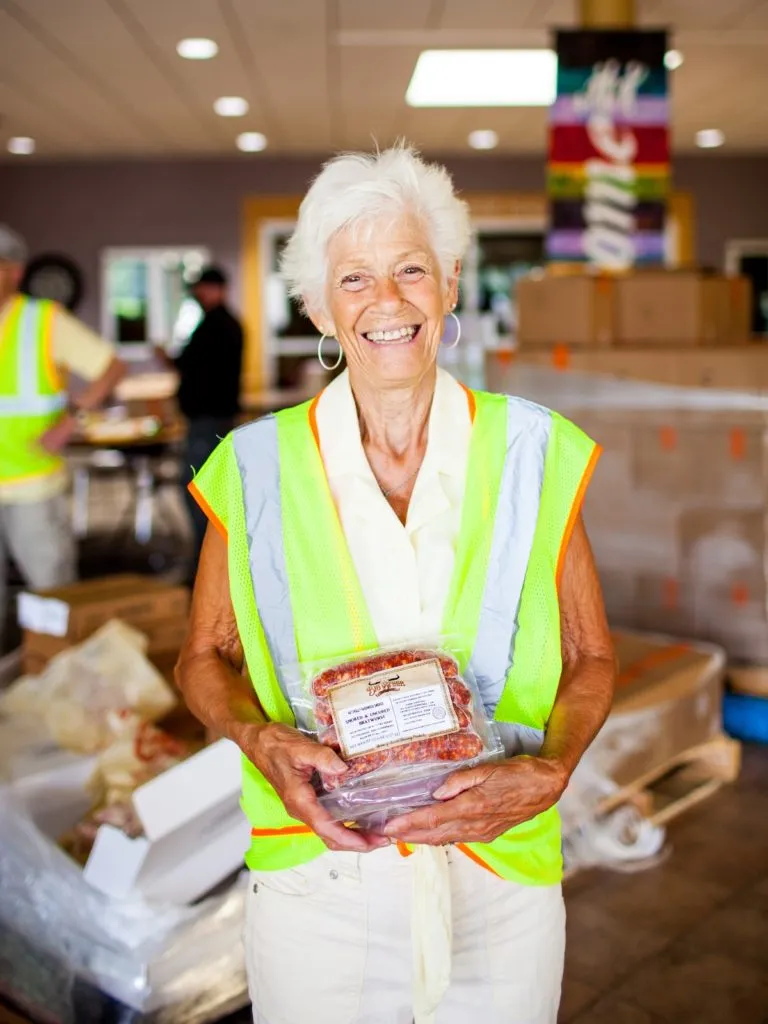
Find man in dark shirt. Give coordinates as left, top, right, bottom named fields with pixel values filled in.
left=174, top=265, right=243, bottom=581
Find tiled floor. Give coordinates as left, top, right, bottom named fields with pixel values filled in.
left=559, top=744, right=768, bottom=1024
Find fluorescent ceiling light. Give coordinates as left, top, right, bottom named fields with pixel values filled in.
left=696, top=128, right=725, bottom=149
left=406, top=50, right=556, bottom=107
left=7, top=136, right=35, bottom=155
left=237, top=131, right=268, bottom=152
left=177, top=38, right=218, bottom=60
left=468, top=129, right=499, bottom=150
left=214, top=96, right=249, bottom=117
left=664, top=49, right=684, bottom=70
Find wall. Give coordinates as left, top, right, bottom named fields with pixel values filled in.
left=1, top=154, right=767, bottom=330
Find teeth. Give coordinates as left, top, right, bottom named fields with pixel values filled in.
left=364, top=325, right=417, bottom=343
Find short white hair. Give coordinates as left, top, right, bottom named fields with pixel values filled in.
left=280, top=144, right=471, bottom=319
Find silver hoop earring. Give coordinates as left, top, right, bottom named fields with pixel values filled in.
left=317, top=334, right=343, bottom=371
left=442, top=311, right=461, bottom=350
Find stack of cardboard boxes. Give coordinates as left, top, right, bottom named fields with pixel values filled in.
left=501, top=269, right=764, bottom=391
left=490, top=363, right=768, bottom=665
left=19, top=575, right=189, bottom=679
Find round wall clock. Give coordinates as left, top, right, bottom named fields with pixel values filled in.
left=22, top=253, right=84, bottom=311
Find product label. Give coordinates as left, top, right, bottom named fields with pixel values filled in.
left=17, top=593, right=70, bottom=638
left=328, top=658, right=459, bottom=758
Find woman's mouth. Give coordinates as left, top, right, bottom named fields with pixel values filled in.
left=361, top=324, right=421, bottom=345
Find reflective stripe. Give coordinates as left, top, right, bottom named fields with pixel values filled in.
left=232, top=417, right=300, bottom=671
left=0, top=394, right=66, bottom=415
left=0, top=297, right=65, bottom=417
left=468, top=397, right=552, bottom=719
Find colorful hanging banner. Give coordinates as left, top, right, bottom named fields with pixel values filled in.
left=547, top=30, right=670, bottom=269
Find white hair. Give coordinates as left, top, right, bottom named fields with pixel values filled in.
left=280, top=144, right=471, bottom=319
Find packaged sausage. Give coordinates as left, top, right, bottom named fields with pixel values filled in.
left=284, top=645, right=503, bottom=829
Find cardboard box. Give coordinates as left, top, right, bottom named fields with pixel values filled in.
left=487, top=346, right=768, bottom=393
left=585, top=631, right=725, bottom=787
left=725, top=275, right=754, bottom=343
left=19, top=575, right=189, bottom=674
left=516, top=274, right=614, bottom=347
left=615, top=271, right=728, bottom=346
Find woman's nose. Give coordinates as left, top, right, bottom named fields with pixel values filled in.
left=373, top=276, right=402, bottom=309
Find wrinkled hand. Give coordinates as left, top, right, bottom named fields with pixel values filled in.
left=38, top=414, right=78, bottom=454
left=241, top=721, right=390, bottom=854
left=381, top=756, right=569, bottom=846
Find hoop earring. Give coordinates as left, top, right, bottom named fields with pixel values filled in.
left=317, top=334, right=343, bottom=371
left=442, top=311, right=461, bottom=350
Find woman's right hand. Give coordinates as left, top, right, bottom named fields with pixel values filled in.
left=239, top=721, right=390, bottom=854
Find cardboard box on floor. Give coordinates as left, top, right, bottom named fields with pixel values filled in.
left=586, top=630, right=726, bottom=786
left=19, top=575, right=189, bottom=675
left=614, top=271, right=730, bottom=346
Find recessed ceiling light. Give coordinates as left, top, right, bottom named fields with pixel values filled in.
left=7, top=136, right=35, bottom=155
left=236, top=132, right=268, bottom=153
left=696, top=128, right=725, bottom=149
left=177, top=38, right=218, bottom=60
left=468, top=129, right=499, bottom=150
left=664, top=49, right=684, bottom=70
left=406, top=50, right=556, bottom=107
left=214, top=96, right=249, bottom=117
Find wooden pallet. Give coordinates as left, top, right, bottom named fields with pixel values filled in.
left=598, top=734, right=741, bottom=828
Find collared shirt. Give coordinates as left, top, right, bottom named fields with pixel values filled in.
left=315, top=367, right=471, bottom=647
left=0, top=297, right=116, bottom=504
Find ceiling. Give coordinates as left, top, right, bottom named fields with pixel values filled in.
left=0, top=0, right=767, bottom=160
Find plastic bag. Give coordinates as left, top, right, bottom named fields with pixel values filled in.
left=284, top=645, right=503, bottom=828
left=0, top=621, right=176, bottom=754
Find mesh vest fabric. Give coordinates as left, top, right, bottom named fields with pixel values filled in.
left=191, top=388, right=599, bottom=882
left=0, top=296, right=66, bottom=484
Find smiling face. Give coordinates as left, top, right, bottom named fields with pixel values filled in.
left=314, top=212, right=458, bottom=390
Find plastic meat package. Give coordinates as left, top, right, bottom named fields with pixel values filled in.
left=285, top=645, right=503, bottom=829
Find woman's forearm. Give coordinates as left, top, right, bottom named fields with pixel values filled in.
left=175, top=647, right=267, bottom=748
left=539, top=652, right=616, bottom=781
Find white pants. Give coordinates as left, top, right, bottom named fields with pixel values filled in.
left=0, top=494, right=76, bottom=640
left=245, top=845, right=565, bottom=1024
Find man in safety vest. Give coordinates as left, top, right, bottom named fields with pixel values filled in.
left=0, top=225, right=126, bottom=648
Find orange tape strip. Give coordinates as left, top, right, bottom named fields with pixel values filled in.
left=616, top=642, right=691, bottom=690
left=659, top=426, right=677, bottom=451
left=552, top=343, right=571, bottom=371
left=729, top=428, right=746, bottom=461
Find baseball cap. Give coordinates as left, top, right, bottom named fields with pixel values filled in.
left=190, top=265, right=227, bottom=286
left=0, top=225, right=28, bottom=264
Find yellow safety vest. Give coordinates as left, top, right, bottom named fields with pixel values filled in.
left=0, top=296, right=66, bottom=484
left=191, top=384, right=600, bottom=885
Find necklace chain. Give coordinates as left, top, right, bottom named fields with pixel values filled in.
left=380, top=465, right=421, bottom=498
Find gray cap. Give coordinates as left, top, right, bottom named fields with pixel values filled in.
left=0, top=225, right=28, bottom=264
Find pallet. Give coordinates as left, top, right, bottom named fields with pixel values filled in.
left=598, top=734, right=741, bottom=828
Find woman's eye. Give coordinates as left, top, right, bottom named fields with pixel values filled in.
left=340, top=274, right=366, bottom=291
left=400, top=265, right=426, bottom=280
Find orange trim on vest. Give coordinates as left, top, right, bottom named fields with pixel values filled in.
left=42, top=303, right=62, bottom=392
left=457, top=382, right=477, bottom=423
left=396, top=841, right=413, bottom=858
left=556, top=443, right=602, bottom=589
left=308, top=392, right=322, bottom=449
left=250, top=825, right=314, bottom=837
left=456, top=843, right=501, bottom=877
left=188, top=479, right=228, bottom=540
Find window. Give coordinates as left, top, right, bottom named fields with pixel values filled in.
left=101, top=247, right=210, bottom=351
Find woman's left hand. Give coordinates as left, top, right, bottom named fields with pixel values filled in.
left=380, top=756, right=569, bottom=846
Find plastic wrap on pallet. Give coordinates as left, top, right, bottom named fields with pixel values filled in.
left=0, top=785, right=247, bottom=1021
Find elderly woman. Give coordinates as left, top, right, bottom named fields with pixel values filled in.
left=177, top=145, right=615, bottom=1024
